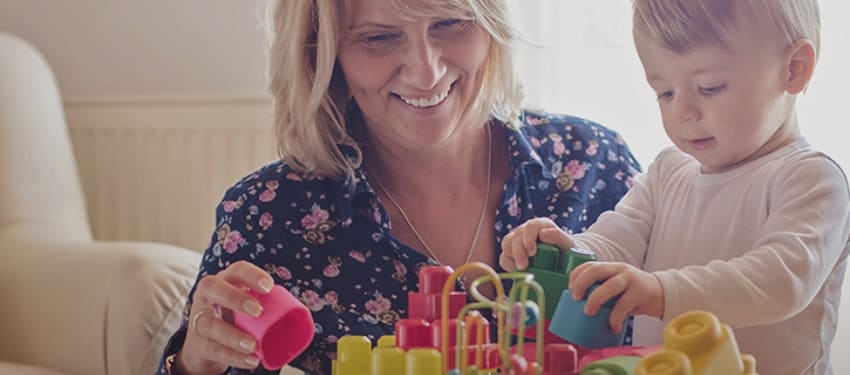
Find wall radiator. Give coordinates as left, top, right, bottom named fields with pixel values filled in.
left=65, top=97, right=277, bottom=251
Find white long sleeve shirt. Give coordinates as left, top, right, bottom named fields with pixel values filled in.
left=573, top=139, right=850, bottom=375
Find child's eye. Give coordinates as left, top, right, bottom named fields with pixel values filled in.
left=656, top=91, right=674, bottom=102
left=698, top=84, right=727, bottom=96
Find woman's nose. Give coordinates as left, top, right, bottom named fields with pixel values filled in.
left=400, top=37, right=446, bottom=90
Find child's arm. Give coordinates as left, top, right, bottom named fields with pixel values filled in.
left=500, top=152, right=664, bottom=272
left=655, top=157, right=850, bottom=327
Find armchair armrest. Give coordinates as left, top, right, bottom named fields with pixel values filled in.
left=0, top=238, right=201, bottom=375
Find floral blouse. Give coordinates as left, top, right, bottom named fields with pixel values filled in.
left=157, top=110, right=641, bottom=375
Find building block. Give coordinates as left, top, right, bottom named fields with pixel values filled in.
left=333, top=335, right=372, bottom=375
left=409, top=266, right=467, bottom=320
left=549, top=282, right=628, bottom=348
left=581, top=355, right=641, bottom=375
left=634, top=311, right=757, bottom=375
left=579, top=345, right=661, bottom=370
left=525, top=244, right=596, bottom=319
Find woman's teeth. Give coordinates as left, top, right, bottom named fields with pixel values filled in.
left=399, top=88, right=450, bottom=108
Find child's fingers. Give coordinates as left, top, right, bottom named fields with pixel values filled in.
left=500, top=230, right=525, bottom=271
left=499, top=250, right=517, bottom=271
left=538, top=227, right=576, bottom=252
left=583, top=273, right=627, bottom=317
left=569, top=262, right=613, bottom=302
left=609, top=290, right=638, bottom=334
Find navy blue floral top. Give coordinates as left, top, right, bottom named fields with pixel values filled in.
left=157, top=110, right=641, bottom=375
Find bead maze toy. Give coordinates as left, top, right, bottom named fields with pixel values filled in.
left=266, top=244, right=758, bottom=374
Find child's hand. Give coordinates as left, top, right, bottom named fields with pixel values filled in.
left=500, top=218, right=575, bottom=271
left=569, top=261, right=665, bottom=334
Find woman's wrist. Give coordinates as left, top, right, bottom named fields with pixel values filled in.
left=167, top=349, right=226, bottom=375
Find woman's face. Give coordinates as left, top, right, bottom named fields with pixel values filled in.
left=337, top=0, right=492, bottom=151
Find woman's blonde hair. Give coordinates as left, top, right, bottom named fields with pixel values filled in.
left=632, top=0, right=820, bottom=56
left=266, top=0, right=523, bottom=180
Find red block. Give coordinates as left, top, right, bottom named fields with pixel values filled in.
left=408, top=266, right=467, bottom=320
left=395, top=319, right=435, bottom=350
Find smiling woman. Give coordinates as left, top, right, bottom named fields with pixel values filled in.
left=154, top=0, right=642, bottom=374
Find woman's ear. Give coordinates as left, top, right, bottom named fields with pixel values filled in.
left=785, top=39, right=816, bottom=95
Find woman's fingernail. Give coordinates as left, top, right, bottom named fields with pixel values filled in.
left=244, top=300, right=263, bottom=317
left=258, top=278, right=273, bottom=293
left=245, top=356, right=260, bottom=367
left=239, top=338, right=256, bottom=353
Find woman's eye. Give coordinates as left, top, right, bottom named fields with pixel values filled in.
left=698, top=84, right=726, bottom=96
left=362, top=33, right=399, bottom=45
left=432, top=18, right=470, bottom=30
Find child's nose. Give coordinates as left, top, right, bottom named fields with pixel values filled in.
left=672, top=96, right=701, bottom=122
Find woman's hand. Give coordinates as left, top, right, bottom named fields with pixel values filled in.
left=569, top=261, right=665, bottom=333
left=499, top=217, right=576, bottom=271
left=174, top=261, right=274, bottom=375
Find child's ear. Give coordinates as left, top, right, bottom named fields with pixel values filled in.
left=785, top=39, right=816, bottom=94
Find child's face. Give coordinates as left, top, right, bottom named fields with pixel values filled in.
left=634, top=21, right=798, bottom=173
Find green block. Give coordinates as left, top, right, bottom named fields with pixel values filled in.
left=581, top=355, right=642, bottom=375
left=524, top=244, right=596, bottom=320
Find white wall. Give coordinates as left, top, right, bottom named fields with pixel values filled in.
left=0, top=0, right=270, bottom=100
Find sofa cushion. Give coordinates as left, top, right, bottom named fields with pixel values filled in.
left=0, top=362, right=71, bottom=375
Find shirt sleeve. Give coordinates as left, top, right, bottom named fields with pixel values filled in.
left=655, top=156, right=850, bottom=327
left=154, top=184, right=271, bottom=375
left=573, top=152, right=660, bottom=267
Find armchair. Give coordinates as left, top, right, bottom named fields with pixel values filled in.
left=0, top=32, right=201, bottom=375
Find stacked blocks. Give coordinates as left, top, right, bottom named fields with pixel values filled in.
left=524, top=244, right=629, bottom=349
left=634, top=310, right=757, bottom=375
left=526, top=244, right=596, bottom=319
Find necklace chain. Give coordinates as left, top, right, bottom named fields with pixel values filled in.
left=370, top=125, right=493, bottom=268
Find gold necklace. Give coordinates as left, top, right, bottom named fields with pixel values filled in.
left=370, top=124, right=493, bottom=268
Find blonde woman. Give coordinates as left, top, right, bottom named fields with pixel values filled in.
left=157, top=0, right=640, bottom=374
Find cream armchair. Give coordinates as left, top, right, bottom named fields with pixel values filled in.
left=0, top=32, right=201, bottom=375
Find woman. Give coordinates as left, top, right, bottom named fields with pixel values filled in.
left=157, top=0, right=640, bottom=374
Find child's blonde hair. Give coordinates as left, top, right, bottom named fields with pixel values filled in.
left=265, top=0, right=523, bottom=180
left=632, top=0, right=820, bottom=56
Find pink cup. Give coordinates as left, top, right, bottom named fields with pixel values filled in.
left=233, top=285, right=315, bottom=370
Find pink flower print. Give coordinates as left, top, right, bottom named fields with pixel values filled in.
left=393, top=260, right=407, bottom=275
left=259, top=212, right=273, bottom=230
left=301, top=205, right=330, bottom=230
left=564, top=160, right=588, bottom=180
left=323, top=264, right=340, bottom=278
left=530, top=136, right=541, bottom=148
left=265, top=180, right=279, bottom=190
left=223, top=230, right=245, bottom=253
left=222, top=200, right=237, bottom=213
left=586, top=141, right=599, bottom=156
left=349, top=251, right=367, bottom=263
left=275, top=266, right=292, bottom=280
left=507, top=195, right=520, bottom=217
left=259, top=188, right=276, bottom=202
left=325, top=291, right=339, bottom=305
left=553, top=140, right=566, bottom=156
left=300, top=290, right=325, bottom=312
left=365, top=294, right=391, bottom=315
